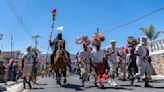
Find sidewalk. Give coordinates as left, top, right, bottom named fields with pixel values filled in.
left=0, top=79, right=23, bottom=92
left=151, top=75, right=164, bottom=80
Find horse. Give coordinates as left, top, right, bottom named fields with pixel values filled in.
left=52, top=40, right=71, bottom=86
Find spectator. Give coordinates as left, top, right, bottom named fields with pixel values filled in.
left=7, top=59, right=13, bottom=81
left=0, top=61, right=6, bottom=82
left=12, top=61, right=18, bottom=82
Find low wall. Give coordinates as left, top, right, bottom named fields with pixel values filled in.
left=151, top=53, right=164, bottom=75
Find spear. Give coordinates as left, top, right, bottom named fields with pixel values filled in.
left=46, top=8, right=57, bottom=62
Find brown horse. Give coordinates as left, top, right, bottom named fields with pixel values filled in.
left=53, top=40, right=71, bottom=86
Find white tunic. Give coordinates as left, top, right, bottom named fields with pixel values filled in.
left=106, top=46, right=119, bottom=64
left=135, top=44, right=148, bottom=62
left=78, top=50, right=92, bottom=80
left=135, top=44, right=152, bottom=78
left=91, top=49, right=105, bottom=63
left=78, top=50, right=92, bottom=63
left=23, top=52, right=34, bottom=77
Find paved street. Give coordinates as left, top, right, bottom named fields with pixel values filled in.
left=22, top=75, right=164, bottom=92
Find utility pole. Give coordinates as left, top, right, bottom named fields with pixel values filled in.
left=11, top=33, right=14, bottom=58
left=0, top=33, right=3, bottom=54
left=32, top=35, right=41, bottom=49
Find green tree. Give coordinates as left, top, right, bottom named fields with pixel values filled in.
left=140, top=24, right=164, bottom=52
left=140, top=24, right=163, bottom=41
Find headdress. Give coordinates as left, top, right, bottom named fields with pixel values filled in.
left=91, top=32, right=105, bottom=46
left=127, top=36, right=138, bottom=46
left=76, top=35, right=90, bottom=45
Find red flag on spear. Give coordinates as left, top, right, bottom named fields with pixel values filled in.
left=51, top=9, right=57, bottom=21
left=50, top=8, right=57, bottom=35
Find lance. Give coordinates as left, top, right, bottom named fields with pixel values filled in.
left=46, top=8, right=57, bottom=62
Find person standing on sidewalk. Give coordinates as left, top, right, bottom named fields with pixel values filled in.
left=133, top=36, right=153, bottom=87
left=106, top=40, right=120, bottom=86
left=7, top=59, right=13, bottom=81
left=12, top=60, right=18, bottom=82
left=0, top=61, right=6, bottom=82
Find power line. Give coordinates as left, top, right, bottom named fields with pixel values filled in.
left=26, top=0, right=39, bottom=34
left=103, top=6, right=164, bottom=34
left=6, top=0, right=33, bottom=38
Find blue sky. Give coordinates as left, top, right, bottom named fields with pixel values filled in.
left=0, top=0, right=164, bottom=54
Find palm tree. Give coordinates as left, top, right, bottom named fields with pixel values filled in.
left=140, top=24, right=164, bottom=51
left=140, top=24, right=164, bottom=41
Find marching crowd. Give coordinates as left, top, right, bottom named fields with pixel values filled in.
left=0, top=32, right=154, bottom=89
left=75, top=32, right=154, bottom=88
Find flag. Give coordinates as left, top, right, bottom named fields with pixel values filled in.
left=56, top=26, right=64, bottom=31
left=52, top=9, right=56, bottom=15
left=51, top=9, right=57, bottom=20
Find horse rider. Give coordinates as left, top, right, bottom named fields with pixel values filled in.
left=49, top=33, right=71, bottom=83
left=49, top=33, right=65, bottom=69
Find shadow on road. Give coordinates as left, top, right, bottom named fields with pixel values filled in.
left=119, top=85, right=142, bottom=87
left=153, top=87, right=164, bottom=89
left=36, top=83, right=48, bottom=85
left=32, top=87, right=45, bottom=90
left=102, top=86, right=134, bottom=91
left=62, top=83, right=84, bottom=91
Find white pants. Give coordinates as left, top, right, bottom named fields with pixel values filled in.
left=108, top=61, right=117, bottom=75
left=119, top=63, right=126, bottom=78
left=135, top=60, right=152, bottom=80
left=80, top=64, right=90, bottom=81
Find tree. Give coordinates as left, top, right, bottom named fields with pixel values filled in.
left=140, top=24, right=163, bottom=41
left=140, top=24, right=164, bottom=52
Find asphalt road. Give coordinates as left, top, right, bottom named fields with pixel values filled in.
left=24, top=75, right=164, bottom=92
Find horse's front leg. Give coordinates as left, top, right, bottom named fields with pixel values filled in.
left=63, top=67, right=67, bottom=84
left=57, top=68, right=62, bottom=86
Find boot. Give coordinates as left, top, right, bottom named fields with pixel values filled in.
left=130, top=77, right=134, bottom=86
left=144, top=77, right=153, bottom=87
left=28, top=81, right=32, bottom=89
left=145, top=81, right=153, bottom=87
left=94, top=82, right=98, bottom=87
left=23, top=82, right=26, bottom=89
left=63, top=78, right=67, bottom=84
left=81, top=80, right=84, bottom=87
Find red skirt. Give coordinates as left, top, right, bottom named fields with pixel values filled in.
left=95, top=63, right=108, bottom=82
